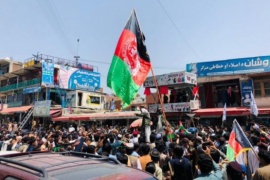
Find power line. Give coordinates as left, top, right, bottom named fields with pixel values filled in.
left=156, top=0, right=201, bottom=60
left=38, top=0, right=76, bottom=56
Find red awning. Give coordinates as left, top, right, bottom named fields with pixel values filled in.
left=0, top=106, right=32, bottom=114
left=193, top=107, right=250, bottom=116
left=50, top=109, right=62, bottom=118
left=258, top=108, right=270, bottom=115
left=52, top=116, right=90, bottom=121
left=50, top=110, right=61, bottom=115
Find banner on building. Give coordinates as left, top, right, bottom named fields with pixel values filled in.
left=144, top=71, right=197, bottom=88
left=33, top=100, right=51, bottom=117
left=240, top=79, right=253, bottom=107
left=148, top=102, right=190, bottom=113
left=23, top=86, right=41, bottom=94
left=55, top=64, right=101, bottom=92
left=186, top=55, right=270, bottom=77
left=41, top=62, right=54, bottom=87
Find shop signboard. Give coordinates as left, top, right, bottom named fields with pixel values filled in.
left=55, top=64, right=100, bottom=92
left=186, top=55, right=270, bottom=77
left=23, top=86, right=41, bottom=94
left=240, top=79, right=253, bottom=107
left=148, top=102, right=190, bottom=113
left=41, top=62, right=54, bottom=87
left=33, top=100, right=51, bottom=117
left=144, top=71, right=197, bottom=88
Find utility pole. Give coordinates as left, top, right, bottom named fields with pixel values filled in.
left=74, top=39, right=80, bottom=66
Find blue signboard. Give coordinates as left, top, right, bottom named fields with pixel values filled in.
left=23, top=86, right=41, bottom=94
left=240, top=79, right=253, bottom=107
left=186, top=56, right=270, bottom=77
left=68, top=69, right=100, bottom=91
left=42, top=62, right=54, bottom=87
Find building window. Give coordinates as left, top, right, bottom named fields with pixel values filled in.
left=264, top=82, right=270, bottom=96
left=17, top=93, right=22, bottom=102
left=254, top=81, right=262, bottom=97
left=7, top=95, right=14, bottom=103
left=253, top=76, right=270, bottom=97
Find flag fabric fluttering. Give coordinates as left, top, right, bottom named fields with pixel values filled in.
left=107, top=10, right=151, bottom=108
left=222, top=103, right=226, bottom=121
left=250, top=91, right=258, bottom=116
left=226, top=119, right=253, bottom=161
left=179, top=121, right=189, bottom=135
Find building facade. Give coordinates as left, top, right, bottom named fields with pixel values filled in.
left=145, top=55, right=270, bottom=127
left=0, top=54, right=104, bottom=126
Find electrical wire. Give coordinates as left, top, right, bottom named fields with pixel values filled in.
left=37, top=0, right=76, bottom=56
left=156, top=0, right=201, bottom=60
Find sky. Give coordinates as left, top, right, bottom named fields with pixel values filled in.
left=1, top=0, right=270, bottom=96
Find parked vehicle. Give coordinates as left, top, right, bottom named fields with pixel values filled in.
left=0, top=151, right=156, bottom=180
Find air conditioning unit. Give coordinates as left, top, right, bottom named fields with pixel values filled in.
left=190, top=100, right=200, bottom=110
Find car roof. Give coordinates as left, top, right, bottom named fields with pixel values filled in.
left=0, top=152, right=156, bottom=180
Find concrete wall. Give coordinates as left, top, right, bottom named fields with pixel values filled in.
left=256, top=97, right=270, bottom=107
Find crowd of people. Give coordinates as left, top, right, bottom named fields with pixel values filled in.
left=0, top=112, right=270, bottom=180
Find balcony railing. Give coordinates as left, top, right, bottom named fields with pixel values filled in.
left=0, top=78, right=41, bottom=93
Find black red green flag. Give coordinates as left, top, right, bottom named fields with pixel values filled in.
left=107, top=10, right=151, bottom=108
left=227, top=119, right=252, bottom=161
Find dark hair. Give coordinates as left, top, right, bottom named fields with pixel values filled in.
left=138, top=136, right=145, bottom=143
left=155, top=141, right=166, bottom=153
left=162, top=135, right=168, bottom=142
left=145, top=162, right=156, bottom=174
left=258, top=151, right=270, bottom=164
left=173, top=145, right=184, bottom=158
left=102, top=142, right=112, bottom=154
left=117, top=154, right=128, bottom=165
left=109, top=137, right=114, bottom=143
left=150, top=133, right=156, bottom=143
left=126, top=146, right=133, bottom=155
left=150, top=149, right=160, bottom=163
left=134, top=143, right=139, bottom=150
left=84, top=145, right=96, bottom=154
left=94, top=134, right=99, bottom=142
left=140, top=143, right=150, bottom=155
left=198, top=153, right=213, bottom=174
left=210, top=149, right=220, bottom=164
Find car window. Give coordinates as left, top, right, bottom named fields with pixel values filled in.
left=5, top=177, right=20, bottom=180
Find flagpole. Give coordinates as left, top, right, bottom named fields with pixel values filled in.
left=150, top=67, right=170, bottom=131
left=133, top=9, right=170, bottom=131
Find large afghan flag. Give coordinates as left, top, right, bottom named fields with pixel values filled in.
left=226, top=120, right=252, bottom=161
left=107, top=10, right=151, bottom=108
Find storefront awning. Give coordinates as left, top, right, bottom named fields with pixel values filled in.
left=258, top=108, right=270, bottom=115
left=193, top=107, right=250, bottom=116
left=52, top=116, right=90, bottom=121
left=50, top=109, right=62, bottom=118
left=0, top=106, right=32, bottom=114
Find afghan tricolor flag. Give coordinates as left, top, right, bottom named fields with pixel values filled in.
left=226, top=120, right=252, bottom=161
left=107, top=10, right=151, bottom=108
